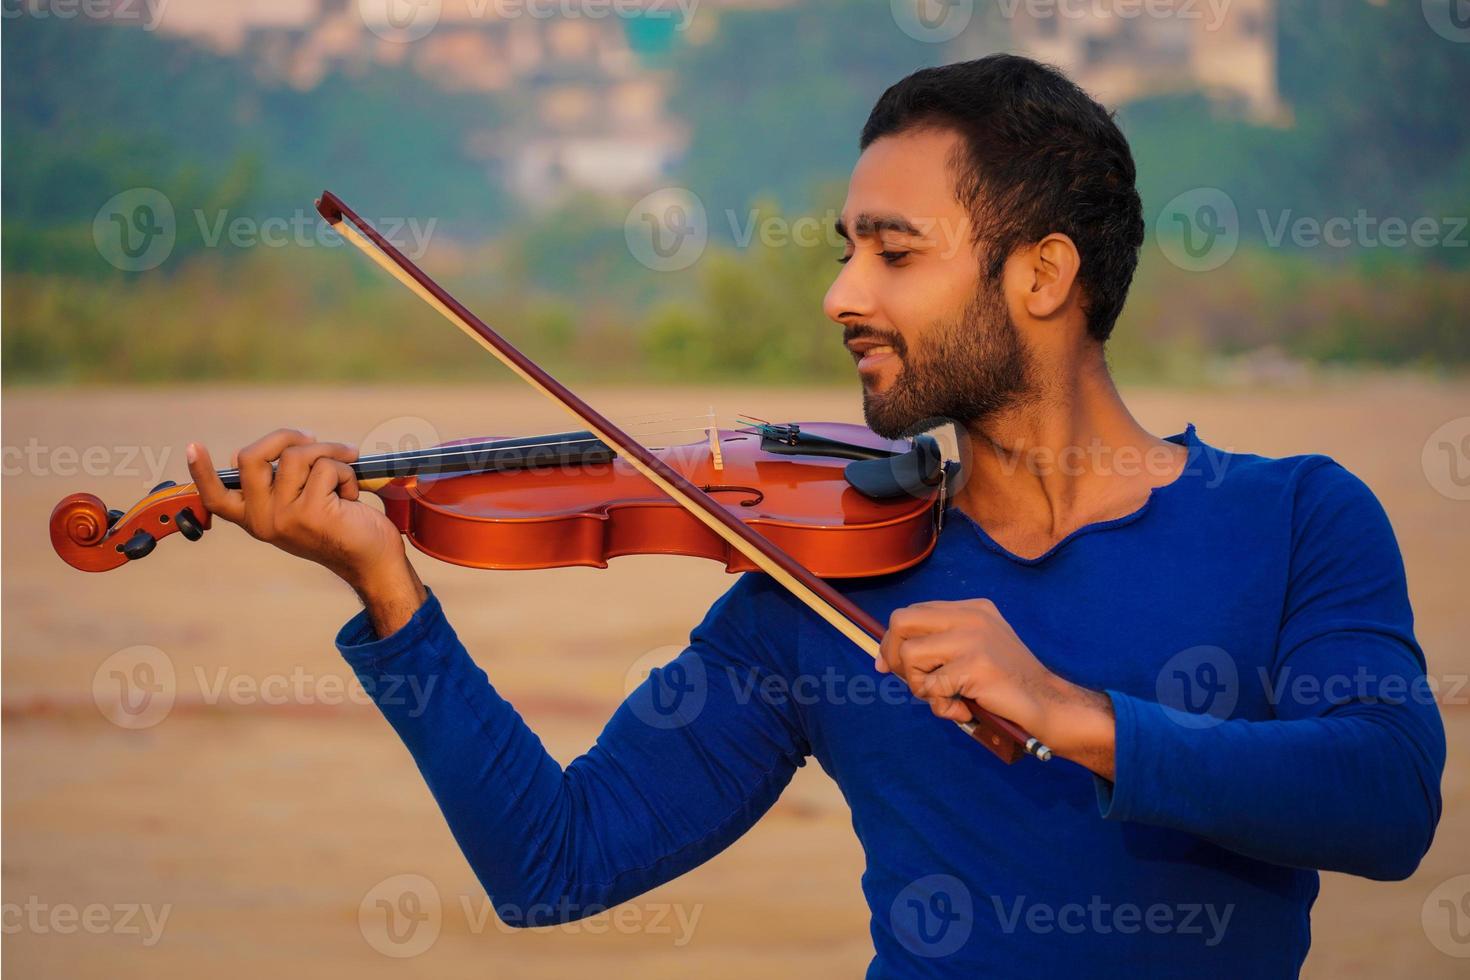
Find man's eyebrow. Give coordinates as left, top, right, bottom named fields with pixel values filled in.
left=833, top=212, right=925, bottom=241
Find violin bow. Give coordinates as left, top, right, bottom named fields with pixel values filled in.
left=314, top=190, right=1051, bottom=765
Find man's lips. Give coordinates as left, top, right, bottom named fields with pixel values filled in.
left=845, top=338, right=899, bottom=371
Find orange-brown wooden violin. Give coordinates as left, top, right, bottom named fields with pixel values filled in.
left=48, top=189, right=1052, bottom=764
left=51, top=421, right=950, bottom=578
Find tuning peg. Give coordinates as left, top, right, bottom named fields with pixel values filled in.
left=174, top=507, right=205, bottom=542
left=118, top=530, right=157, bottom=561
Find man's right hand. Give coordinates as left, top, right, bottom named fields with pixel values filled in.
left=187, top=428, right=427, bottom=636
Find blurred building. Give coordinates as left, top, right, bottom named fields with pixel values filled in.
left=953, top=0, right=1282, bottom=121
left=234, top=2, right=691, bottom=205
left=130, top=0, right=706, bottom=205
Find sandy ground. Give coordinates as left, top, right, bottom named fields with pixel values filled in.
left=3, top=379, right=1467, bottom=978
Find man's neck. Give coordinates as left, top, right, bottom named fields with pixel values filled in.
left=950, top=356, right=1187, bottom=559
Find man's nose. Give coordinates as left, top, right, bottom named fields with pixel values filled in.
left=823, top=259, right=876, bottom=325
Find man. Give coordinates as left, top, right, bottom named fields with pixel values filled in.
left=186, top=56, right=1443, bottom=976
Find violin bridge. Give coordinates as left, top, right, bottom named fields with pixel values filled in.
left=707, top=405, right=724, bottom=471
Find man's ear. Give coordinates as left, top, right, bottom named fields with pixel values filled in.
left=1018, top=233, right=1081, bottom=320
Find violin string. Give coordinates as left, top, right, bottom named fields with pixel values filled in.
left=620, top=410, right=685, bottom=423
left=333, top=412, right=737, bottom=465
left=209, top=410, right=753, bottom=482
left=621, top=424, right=736, bottom=438
left=337, top=410, right=730, bottom=464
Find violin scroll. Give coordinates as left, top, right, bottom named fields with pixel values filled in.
left=50, top=484, right=212, bottom=572
left=50, top=492, right=110, bottom=549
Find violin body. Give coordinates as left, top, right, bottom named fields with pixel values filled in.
left=382, top=422, right=941, bottom=577
left=51, top=422, right=947, bottom=578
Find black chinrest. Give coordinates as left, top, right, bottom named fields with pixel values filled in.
left=843, top=434, right=945, bottom=500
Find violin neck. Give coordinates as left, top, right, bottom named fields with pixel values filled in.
left=214, top=431, right=612, bottom=490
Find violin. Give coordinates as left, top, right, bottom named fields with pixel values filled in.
left=47, top=190, right=1052, bottom=765
left=51, top=421, right=952, bottom=577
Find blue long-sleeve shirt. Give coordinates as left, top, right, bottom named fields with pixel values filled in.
left=335, top=424, right=1444, bottom=977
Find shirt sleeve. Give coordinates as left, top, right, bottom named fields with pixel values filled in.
left=1095, top=460, right=1446, bottom=880
left=336, top=573, right=811, bottom=924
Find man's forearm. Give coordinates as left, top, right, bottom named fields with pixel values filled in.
left=348, top=558, right=428, bottom=638
left=1033, top=679, right=1117, bottom=779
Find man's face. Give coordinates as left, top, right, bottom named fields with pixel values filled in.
left=825, top=127, right=1031, bottom=439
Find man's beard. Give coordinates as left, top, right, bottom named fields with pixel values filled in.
left=854, top=281, right=1033, bottom=440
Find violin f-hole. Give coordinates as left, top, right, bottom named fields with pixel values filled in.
left=699, top=485, right=764, bottom=507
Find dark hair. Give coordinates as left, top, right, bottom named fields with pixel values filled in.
left=860, top=54, right=1144, bottom=343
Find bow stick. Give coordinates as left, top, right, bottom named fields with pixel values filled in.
left=314, top=190, right=1051, bottom=764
